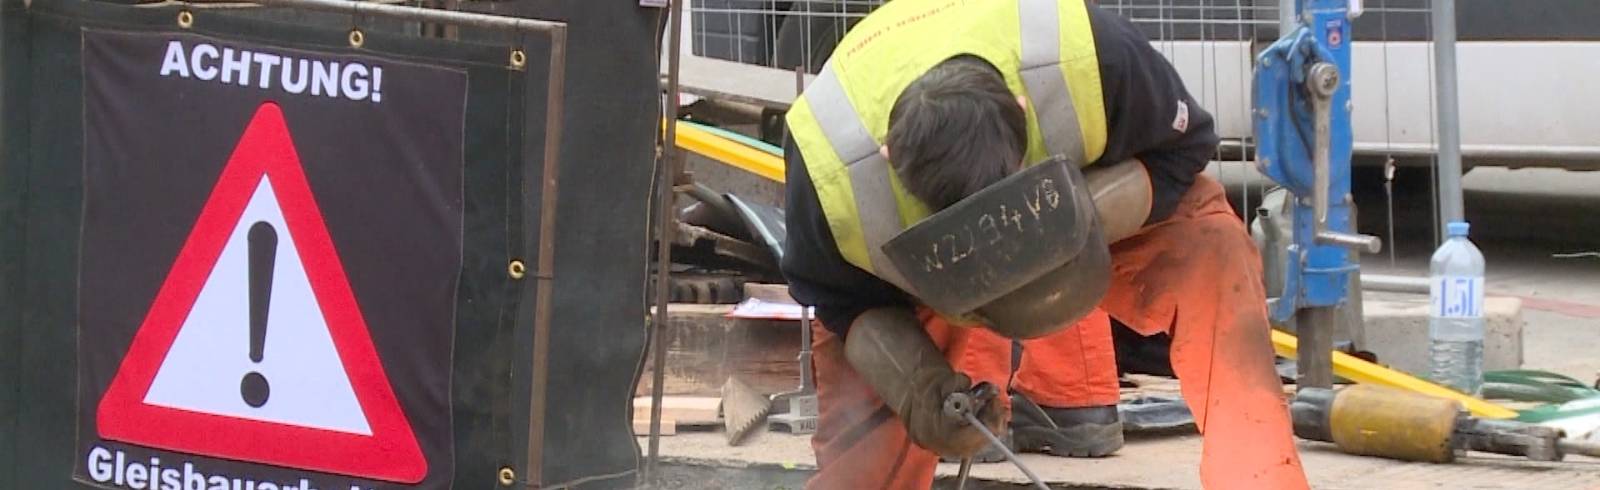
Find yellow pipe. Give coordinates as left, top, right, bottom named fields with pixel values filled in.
left=1271, top=329, right=1518, bottom=419
left=670, top=121, right=786, bottom=183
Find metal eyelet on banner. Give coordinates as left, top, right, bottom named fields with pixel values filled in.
left=497, top=467, right=516, bottom=486
left=508, top=260, right=527, bottom=280
left=348, top=29, right=365, bottom=48
left=176, top=10, right=195, bottom=29
left=509, top=49, right=527, bottom=70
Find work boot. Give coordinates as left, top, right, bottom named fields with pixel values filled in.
left=1009, top=392, right=1124, bottom=458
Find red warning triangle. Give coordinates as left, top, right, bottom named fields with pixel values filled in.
left=97, top=102, right=427, bottom=483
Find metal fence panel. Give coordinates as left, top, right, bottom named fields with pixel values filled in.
left=680, top=0, right=1600, bottom=170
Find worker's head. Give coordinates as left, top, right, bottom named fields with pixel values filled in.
left=879, top=57, right=1111, bottom=340
left=884, top=55, right=1028, bottom=210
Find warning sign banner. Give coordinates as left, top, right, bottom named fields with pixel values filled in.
left=76, top=29, right=464, bottom=489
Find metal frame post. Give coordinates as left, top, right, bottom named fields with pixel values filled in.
left=524, top=25, right=567, bottom=490
left=248, top=0, right=565, bottom=33
left=646, top=0, right=686, bottom=483
left=1431, top=0, right=1465, bottom=229
left=1280, top=0, right=1299, bottom=36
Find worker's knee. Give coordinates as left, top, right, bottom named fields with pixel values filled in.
left=1185, top=217, right=1263, bottom=280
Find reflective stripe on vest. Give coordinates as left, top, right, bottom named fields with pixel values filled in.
left=797, top=0, right=1102, bottom=290
left=804, top=67, right=918, bottom=292
left=1019, top=0, right=1084, bottom=162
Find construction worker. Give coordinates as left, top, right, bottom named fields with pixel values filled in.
left=779, top=0, right=1308, bottom=488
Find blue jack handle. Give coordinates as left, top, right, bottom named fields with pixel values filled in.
left=1304, top=62, right=1381, bottom=254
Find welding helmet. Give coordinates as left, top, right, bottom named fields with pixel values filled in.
left=881, top=157, right=1111, bottom=339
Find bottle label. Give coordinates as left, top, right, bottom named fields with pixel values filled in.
left=1431, top=276, right=1485, bottom=318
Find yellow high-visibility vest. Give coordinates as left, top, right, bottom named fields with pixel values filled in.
left=787, top=0, right=1109, bottom=293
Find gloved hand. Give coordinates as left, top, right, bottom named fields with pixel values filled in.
left=844, top=307, right=1009, bottom=458
left=902, top=371, right=1007, bottom=457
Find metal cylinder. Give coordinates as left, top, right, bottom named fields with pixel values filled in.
left=1290, top=387, right=1338, bottom=443
left=1295, top=306, right=1337, bottom=390
left=1432, top=0, right=1466, bottom=230
left=1329, top=385, right=1461, bottom=463
left=1316, top=230, right=1383, bottom=254
left=1360, top=273, right=1430, bottom=294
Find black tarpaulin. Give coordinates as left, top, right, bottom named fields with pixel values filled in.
left=0, top=1, right=656, bottom=488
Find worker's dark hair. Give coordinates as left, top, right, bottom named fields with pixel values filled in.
left=886, top=55, right=1028, bottom=211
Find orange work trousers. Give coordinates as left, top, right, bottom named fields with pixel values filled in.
left=806, top=176, right=1307, bottom=490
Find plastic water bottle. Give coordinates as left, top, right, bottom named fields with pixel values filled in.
left=1428, top=221, right=1486, bottom=395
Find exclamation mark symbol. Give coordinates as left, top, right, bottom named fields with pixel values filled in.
left=370, top=66, right=383, bottom=103
left=241, top=221, right=276, bottom=408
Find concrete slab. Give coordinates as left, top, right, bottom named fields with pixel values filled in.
left=642, top=429, right=1600, bottom=489
left=1361, top=294, right=1525, bottom=379
left=1521, top=309, right=1600, bottom=386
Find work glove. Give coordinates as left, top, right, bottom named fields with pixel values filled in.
left=844, top=307, right=1009, bottom=458
left=901, top=371, right=1007, bottom=458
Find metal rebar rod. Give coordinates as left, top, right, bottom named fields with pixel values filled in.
left=1432, top=0, right=1465, bottom=229
left=646, top=0, right=686, bottom=483
left=954, top=457, right=973, bottom=490
left=962, top=412, right=1050, bottom=490
left=1360, top=273, right=1430, bottom=294
left=247, top=0, right=564, bottom=34
left=1559, top=439, right=1600, bottom=458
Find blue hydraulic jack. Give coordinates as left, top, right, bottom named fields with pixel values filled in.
left=1252, top=0, right=1382, bottom=390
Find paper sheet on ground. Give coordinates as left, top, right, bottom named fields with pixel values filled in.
left=727, top=297, right=812, bottom=321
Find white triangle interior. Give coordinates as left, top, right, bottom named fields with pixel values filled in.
left=143, top=176, right=373, bottom=436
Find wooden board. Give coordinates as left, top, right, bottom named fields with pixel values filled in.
left=634, top=418, right=677, bottom=436
left=633, top=396, right=721, bottom=426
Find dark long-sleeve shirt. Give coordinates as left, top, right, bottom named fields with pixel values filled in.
left=781, top=3, right=1220, bottom=337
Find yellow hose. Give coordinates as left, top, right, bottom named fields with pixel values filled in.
left=1271, top=329, right=1518, bottom=419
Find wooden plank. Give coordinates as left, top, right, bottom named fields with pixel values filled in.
left=634, top=418, right=677, bottom=436
left=633, top=396, right=721, bottom=425
left=672, top=55, right=814, bottom=110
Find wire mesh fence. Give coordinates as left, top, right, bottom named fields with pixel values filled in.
left=681, top=0, right=1445, bottom=156
left=682, top=0, right=1599, bottom=168
left=679, top=0, right=1600, bottom=254
left=687, top=0, right=885, bottom=73
left=678, top=0, right=1436, bottom=236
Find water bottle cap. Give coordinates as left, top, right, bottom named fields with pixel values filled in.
left=1447, top=221, right=1470, bottom=237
